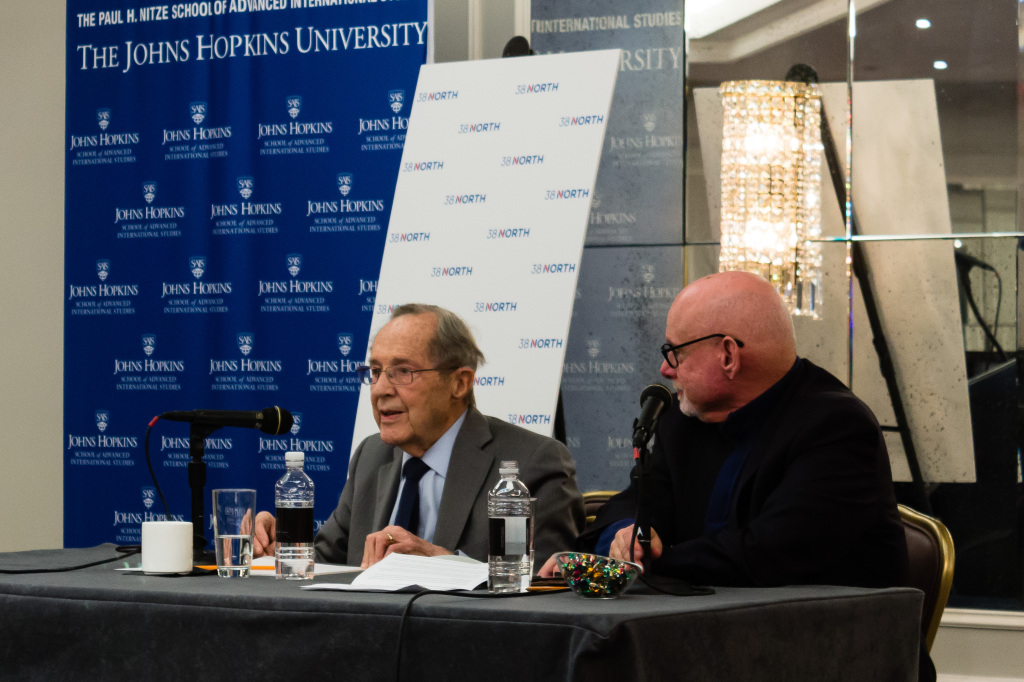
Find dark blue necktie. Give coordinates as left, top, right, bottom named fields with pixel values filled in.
left=394, top=457, right=431, bottom=534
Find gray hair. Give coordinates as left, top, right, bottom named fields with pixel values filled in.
left=390, top=303, right=485, bottom=405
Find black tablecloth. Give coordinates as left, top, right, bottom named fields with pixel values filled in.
left=0, top=545, right=922, bottom=681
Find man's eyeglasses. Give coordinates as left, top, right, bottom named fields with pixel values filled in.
left=660, top=334, right=744, bottom=368
left=356, top=365, right=454, bottom=385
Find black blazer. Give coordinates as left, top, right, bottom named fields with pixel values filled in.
left=581, top=359, right=909, bottom=589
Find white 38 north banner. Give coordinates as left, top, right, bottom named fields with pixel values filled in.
left=353, top=50, right=621, bottom=449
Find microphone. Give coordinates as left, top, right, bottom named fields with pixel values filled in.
left=632, top=384, right=673, bottom=448
left=159, top=406, right=294, bottom=435
left=954, top=250, right=996, bottom=273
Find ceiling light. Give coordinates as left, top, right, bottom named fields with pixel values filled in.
left=916, top=18, right=931, bottom=29
left=933, top=60, right=948, bottom=70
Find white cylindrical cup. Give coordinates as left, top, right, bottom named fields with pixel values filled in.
left=141, top=521, right=194, bottom=575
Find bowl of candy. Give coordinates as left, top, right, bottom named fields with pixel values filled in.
left=554, top=552, right=641, bottom=599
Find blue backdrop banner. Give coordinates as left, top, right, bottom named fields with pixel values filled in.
left=64, top=0, right=429, bottom=548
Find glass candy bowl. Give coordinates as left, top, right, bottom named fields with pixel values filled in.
left=555, top=552, right=641, bottom=599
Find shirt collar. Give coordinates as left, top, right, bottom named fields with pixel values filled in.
left=401, top=408, right=467, bottom=477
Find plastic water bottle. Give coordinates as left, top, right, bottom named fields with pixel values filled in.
left=487, top=461, right=534, bottom=593
left=275, top=451, right=315, bottom=579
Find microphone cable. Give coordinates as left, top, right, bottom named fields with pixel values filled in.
left=0, top=545, right=140, bottom=574
left=144, top=416, right=175, bottom=521
left=393, top=587, right=569, bottom=682
left=1, top=417, right=173, bottom=575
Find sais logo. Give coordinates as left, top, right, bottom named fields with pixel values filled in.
left=190, top=101, right=208, bottom=125
left=142, top=334, right=157, bottom=357
left=337, top=333, right=353, bottom=356
left=287, top=253, right=302, bottom=278
left=388, top=89, right=405, bottom=114
left=190, top=256, right=206, bottom=280
left=643, top=112, right=657, bottom=133
left=290, top=412, right=302, bottom=435
left=591, top=192, right=601, bottom=209
left=642, top=264, right=656, bottom=284
left=358, top=89, right=411, bottom=134
left=97, top=108, right=111, bottom=131
left=96, top=410, right=110, bottom=432
left=286, top=95, right=302, bottom=120
left=587, top=339, right=601, bottom=358
left=142, top=487, right=156, bottom=509
left=337, top=173, right=353, bottom=196
left=237, top=332, right=254, bottom=356
left=237, top=176, right=254, bottom=200
left=142, top=181, right=157, bottom=204
left=96, top=259, right=111, bottom=282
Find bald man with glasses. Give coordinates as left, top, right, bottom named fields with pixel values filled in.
left=254, top=303, right=584, bottom=569
left=545, top=271, right=910, bottom=594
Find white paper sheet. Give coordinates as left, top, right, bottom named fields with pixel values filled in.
left=301, top=553, right=487, bottom=592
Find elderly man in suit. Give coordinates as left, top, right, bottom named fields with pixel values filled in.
left=254, top=303, right=584, bottom=568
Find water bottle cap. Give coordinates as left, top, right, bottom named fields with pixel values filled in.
left=285, top=451, right=304, bottom=465
left=498, top=460, right=518, bottom=475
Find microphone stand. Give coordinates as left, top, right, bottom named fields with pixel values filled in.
left=628, top=436, right=714, bottom=597
left=188, top=423, right=219, bottom=560
left=630, top=443, right=654, bottom=574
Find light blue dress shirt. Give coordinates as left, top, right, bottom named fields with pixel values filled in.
left=387, top=409, right=467, bottom=542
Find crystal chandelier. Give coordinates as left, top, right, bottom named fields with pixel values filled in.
left=718, top=80, right=824, bottom=318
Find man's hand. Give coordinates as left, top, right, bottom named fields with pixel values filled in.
left=253, top=511, right=276, bottom=558
left=608, top=525, right=663, bottom=566
left=537, top=554, right=562, bottom=578
left=361, top=525, right=452, bottom=569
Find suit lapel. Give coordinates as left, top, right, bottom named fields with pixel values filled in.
left=432, top=408, right=495, bottom=550
left=373, top=446, right=403, bottom=530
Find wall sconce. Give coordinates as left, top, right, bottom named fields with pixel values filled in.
left=719, top=80, right=824, bottom=318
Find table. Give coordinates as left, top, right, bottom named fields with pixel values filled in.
left=0, top=545, right=922, bottom=681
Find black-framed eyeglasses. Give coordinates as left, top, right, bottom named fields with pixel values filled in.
left=660, top=334, right=745, bottom=368
left=356, top=365, right=455, bottom=385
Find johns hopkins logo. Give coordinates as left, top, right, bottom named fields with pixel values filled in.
left=643, top=112, right=657, bottom=133
left=190, top=256, right=206, bottom=280
left=641, top=264, right=656, bottom=284
left=237, top=176, right=254, bottom=200
left=286, top=96, right=302, bottom=119
left=95, top=410, right=110, bottom=432
left=190, top=101, right=208, bottom=125
left=587, top=339, right=601, bottom=359
left=337, top=173, right=353, bottom=197
left=337, top=333, right=353, bottom=356
left=286, top=253, right=302, bottom=278
left=142, top=487, right=156, bottom=510
left=237, top=332, right=254, bottom=356
left=97, top=108, right=111, bottom=131
left=96, top=259, right=111, bottom=282
left=142, top=334, right=157, bottom=357
left=142, top=181, right=157, bottom=204
left=290, top=412, right=302, bottom=435
left=388, top=90, right=405, bottom=114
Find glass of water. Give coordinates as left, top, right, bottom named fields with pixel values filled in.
left=212, top=488, right=256, bottom=578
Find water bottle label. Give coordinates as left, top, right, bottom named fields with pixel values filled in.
left=488, top=516, right=528, bottom=556
left=276, top=506, right=314, bottom=544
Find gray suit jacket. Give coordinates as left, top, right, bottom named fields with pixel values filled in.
left=314, top=406, right=584, bottom=566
